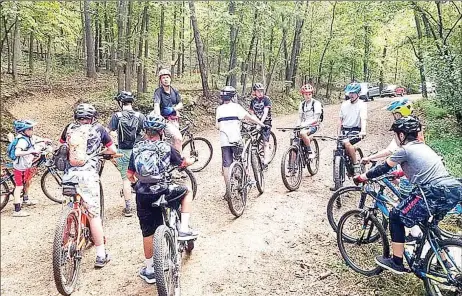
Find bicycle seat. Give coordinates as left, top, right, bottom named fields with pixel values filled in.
left=152, top=195, right=168, bottom=208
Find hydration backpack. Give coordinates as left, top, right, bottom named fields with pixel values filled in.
left=66, top=124, right=97, bottom=167
left=133, top=140, right=171, bottom=183
left=302, top=99, right=324, bottom=122
left=116, top=111, right=141, bottom=149
left=7, top=136, right=32, bottom=161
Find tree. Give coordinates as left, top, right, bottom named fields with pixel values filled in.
left=189, top=0, right=209, bottom=98
left=84, top=0, right=96, bottom=78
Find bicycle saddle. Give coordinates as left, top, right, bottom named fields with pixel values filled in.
left=152, top=195, right=168, bottom=208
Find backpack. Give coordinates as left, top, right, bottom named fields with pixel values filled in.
left=66, top=124, right=96, bottom=167
left=133, top=140, right=171, bottom=183
left=303, top=99, right=324, bottom=122
left=116, top=111, right=141, bottom=149
left=7, top=136, right=32, bottom=161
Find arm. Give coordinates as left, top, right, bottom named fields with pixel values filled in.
left=360, top=103, right=367, bottom=136
left=363, top=139, right=397, bottom=163
left=260, top=107, right=269, bottom=123
left=356, top=158, right=398, bottom=181
left=243, top=113, right=265, bottom=127
left=153, top=89, right=161, bottom=115
left=174, top=102, right=184, bottom=111
left=127, top=153, right=137, bottom=183
left=296, top=104, right=303, bottom=127
left=153, top=103, right=161, bottom=116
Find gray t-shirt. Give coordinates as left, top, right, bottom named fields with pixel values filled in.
left=390, top=141, right=449, bottom=185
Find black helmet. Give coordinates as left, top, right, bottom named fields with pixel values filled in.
left=252, top=83, right=264, bottom=91
left=74, top=103, right=97, bottom=120
left=220, top=86, right=236, bottom=101
left=115, top=91, right=134, bottom=103
left=390, top=116, right=421, bottom=134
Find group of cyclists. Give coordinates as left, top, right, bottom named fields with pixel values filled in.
left=4, top=67, right=462, bottom=293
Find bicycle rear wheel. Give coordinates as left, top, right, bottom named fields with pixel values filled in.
left=182, top=137, right=213, bottom=172
left=174, top=168, right=197, bottom=200
left=423, top=238, right=462, bottom=296
left=337, top=209, right=389, bottom=276
left=227, top=162, right=247, bottom=217
left=281, top=146, right=303, bottom=191
left=153, top=225, right=179, bottom=296
left=41, top=169, right=65, bottom=204
left=307, top=139, right=320, bottom=176
left=251, top=149, right=264, bottom=194
left=258, top=131, right=277, bottom=165
left=333, top=155, right=344, bottom=190
left=1, top=181, right=11, bottom=211
left=52, top=207, right=81, bottom=296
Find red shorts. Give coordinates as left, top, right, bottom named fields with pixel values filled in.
left=13, top=168, right=34, bottom=186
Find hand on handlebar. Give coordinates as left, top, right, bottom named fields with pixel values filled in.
left=353, top=174, right=368, bottom=185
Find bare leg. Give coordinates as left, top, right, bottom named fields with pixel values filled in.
left=143, top=235, right=154, bottom=259
left=13, top=186, right=23, bottom=204
left=90, top=217, right=105, bottom=246
left=264, top=142, right=270, bottom=165
left=122, top=179, right=132, bottom=204
left=344, top=142, right=357, bottom=163
left=391, top=242, right=405, bottom=258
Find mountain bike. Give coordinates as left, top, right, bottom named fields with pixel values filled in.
left=337, top=193, right=462, bottom=296
left=277, top=126, right=320, bottom=191
left=52, top=153, right=120, bottom=296
left=318, top=132, right=364, bottom=190
left=225, top=125, right=265, bottom=217
left=152, top=166, right=197, bottom=296
left=180, top=114, right=213, bottom=173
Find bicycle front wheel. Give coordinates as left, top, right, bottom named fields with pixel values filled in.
left=52, top=207, right=81, bottom=296
left=153, top=225, right=179, bottom=296
left=337, top=209, right=390, bottom=276
left=423, top=238, right=462, bottom=296
left=281, top=146, right=303, bottom=191
left=437, top=205, right=462, bottom=239
left=227, top=162, right=247, bottom=217
left=258, top=131, right=277, bottom=164
left=41, top=169, right=65, bottom=204
left=1, top=181, right=11, bottom=211
left=307, top=139, right=320, bottom=176
left=251, top=149, right=264, bottom=194
left=99, top=181, right=104, bottom=223
left=333, top=155, right=344, bottom=190
left=182, top=137, right=213, bottom=172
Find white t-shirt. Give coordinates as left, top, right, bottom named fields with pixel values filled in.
left=299, top=99, right=322, bottom=127
left=339, top=99, right=367, bottom=129
left=216, top=102, right=248, bottom=147
left=13, top=135, right=36, bottom=170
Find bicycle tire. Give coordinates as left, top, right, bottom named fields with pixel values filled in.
left=333, top=155, right=344, bottom=190
left=41, top=169, right=65, bottom=204
left=227, top=161, right=247, bottom=217
left=307, top=139, right=320, bottom=176
left=327, top=186, right=363, bottom=232
left=182, top=137, right=213, bottom=173
left=0, top=181, right=11, bottom=211
left=183, top=167, right=197, bottom=199
left=153, top=225, right=178, bottom=296
left=356, top=147, right=365, bottom=173
left=251, top=149, right=265, bottom=194
left=423, top=238, right=462, bottom=295
left=52, top=207, right=81, bottom=296
left=99, top=181, right=104, bottom=223
left=258, top=131, right=277, bottom=165
left=281, top=146, right=303, bottom=191
left=337, top=209, right=389, bottom=276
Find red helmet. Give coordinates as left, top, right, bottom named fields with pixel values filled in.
left=300, top=84, right=314, bottom=94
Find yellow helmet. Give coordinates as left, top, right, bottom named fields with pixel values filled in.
left=386, top=97, right=413, bottom=117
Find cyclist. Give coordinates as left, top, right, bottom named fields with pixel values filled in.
left=152, top=68, right=183, bottom=153
left=216, top=86, right=266, bottom=197
left=354, top=117, right=462, bottom=274
left=249, top=83, right=272, bottom=169
left=296, top=84, right=322, bottom=158
left=126, top=114, right=198, bottom=284
left=57, top=103, right=117, bottom=268
left=108, top=91, right=145, bottom=217
left=339, top=82, right=367, bottom=174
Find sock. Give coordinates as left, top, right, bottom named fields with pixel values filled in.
left=14, top=203, right=21, bottom=212
left=180, top=213, right=190, bottom=232
left=96, top=245, right=106, bottom=258
left=392, top=255, right=403, bottom=266
left=23, top=195, right=29, bottom=202
left=145, top=257, right=154, bottom=273
left=125, top=199, right=131, bottom=209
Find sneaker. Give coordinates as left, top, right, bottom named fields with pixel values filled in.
left=22, top=199, right=38, bottom=206
left=12, top=210, right=30, bottom=217
left=139, top=267, right=156, bottom=284
left=94, top=253, right=111, bottom=268
left=375, top=256, right=408, bottom=275
left=178, top=228, right=199, bottom=241
left=123, top=207, right=133, bottom=217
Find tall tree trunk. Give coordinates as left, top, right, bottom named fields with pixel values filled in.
left=379, top=43, right=387, bottom=92
left=316, top=2, right=337, bottom=94
left=143, top=3, right=149, bottom=93
left=307, top=4, right=314, bottom=79
left=28, top=30, right=34, bottom=74
left=117, top=0, right=126, bottom=91
left=45, top=35, right=52, bottom=84
left=104, top=0, right=111, bottom=71
left=84, top=0, right=97, bottom=78
left=326, top=60, right=334, bottom=98
left=251, top=38, right=259, bottom=88
left=171, top=4, right=177, bottom=77
left=12, top=3, right=20, bottom=81
left=240, top=8, right=257, bottom=95
left=125, top=0, right=133, bottom=90
left=94, top=2, right=100, bottom=71
left=363, top=24, right=369, bottom=82
left=413, top=9, right=427, bottom=98
left=181, top=0, right=185, bottom=75
left=226, top=0, right=238, bottom=88
left=189, top=0, right=209, bottom=98
left=158, top=3, right=165, bottom=70
left=137, top=3, right=148, bottom=94
left=266, top=36, right=284, bottom=94
left=80, top=1, right=86, bottom=62
left=393, top=47, right=399, bottom=84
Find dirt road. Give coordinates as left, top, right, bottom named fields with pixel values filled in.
left=1, top=95, right=420, bottom=296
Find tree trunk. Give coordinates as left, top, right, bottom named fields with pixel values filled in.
left=84, top=0, right=97, bottom=78
left=12, top=3, right=20, bottom=82
left=94, top=2, right=100, bottom=71
left=393, top=47, right=399, bottom=84
left=413, top=9, right=427, bottom=98
left=104, top=0, right=111, bottom=71
left=226, top=0, right=238, bottom=88
left=379, top=43, right=387, bottom=92
left=307, top=4, right=314, bottom=79
left=143, top=3, right=149, bottom=93
left=316, top=2, right=337, bottom=94
left=158, top=3, right=165, bottom=70
left=116, top=0, right=126, bottom=91
left=180, top=0, right=185, bottom=75
left=45, top=35, right=52, bottom=84
left=251, top=38, right=259, bottom=88
left=28, top=30, right=34, bottom=74
left=80, top=1, right=86, bottom=63
left=240, top=8, right=258, bottom=95
left=125, top=0, right=133, bottom=91
left=266, top=35, right=284, bottom=94
left=137, top=3, right=148, bottom=94
left=326, top=60, right=334, bottom=98
left=189, top=0, right=209, bottom=98
left=171, top=4, right=177, bottom=77
left=363, top=24, right=369, bottom=82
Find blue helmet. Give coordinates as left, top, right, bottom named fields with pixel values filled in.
left=344, top=83, right=361, bottom=95
left=13, top=119, right=37, bottom=133
left=386, top=97, right=413, bottom=117
left=143, top=114, right=167, bottom=132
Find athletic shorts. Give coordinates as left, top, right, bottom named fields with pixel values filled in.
left=136, top=184, right=188, bottom=237
left=116, top=149, right=132, bottom=180
left=13, top=168, right=34, bottom=186
left=63, top=171, right=101, bottom=218
left=221, top=146, right=239, bottom=168
left=341, top=127, right=362, bottom=145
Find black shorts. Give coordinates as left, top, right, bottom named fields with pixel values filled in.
left=341, top=127, right=361, bottom=145
left=136, top=184, right=188, bottom=237
left=221, top=146, right=238, bottom=167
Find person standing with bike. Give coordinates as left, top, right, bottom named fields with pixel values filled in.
left=152, top=68, right=183, bottom=153
left=296, top=84, right=323, bottom=159
left=126, top=114, right=198, bottom=284
left=108, top=91, right=145, bottom=217
left=249, top=83, right=272, bottom=169
left=56, top=103, right=117, bottom=268
left=216, top=86, right=266, bottom=198
left=354, top=117, right=462, bottom=274
left=339, top=82, right=367, bottom=174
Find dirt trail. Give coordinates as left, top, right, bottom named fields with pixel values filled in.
left=1, top=95, right=415, bottom=296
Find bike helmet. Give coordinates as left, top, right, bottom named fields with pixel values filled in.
left=114, top=91, right=135, bottom=103
left=344, top=82, right=361, bottom=94
left=386, top=97, right=413, bottom=117
left=390, top=116, right=421, bottom=134
left=74, top=103, right=97, bottom=120
left=220, top=86, right=237, bottom=101
left=158, top=68, right=171, bottom=78
left=13, top=119, right=37, bottom=133
left=252, top=83, right=265, bottom=91
left=143, top=114, right=167, bottom=131
left=300, top=84, right=314, bottom=94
